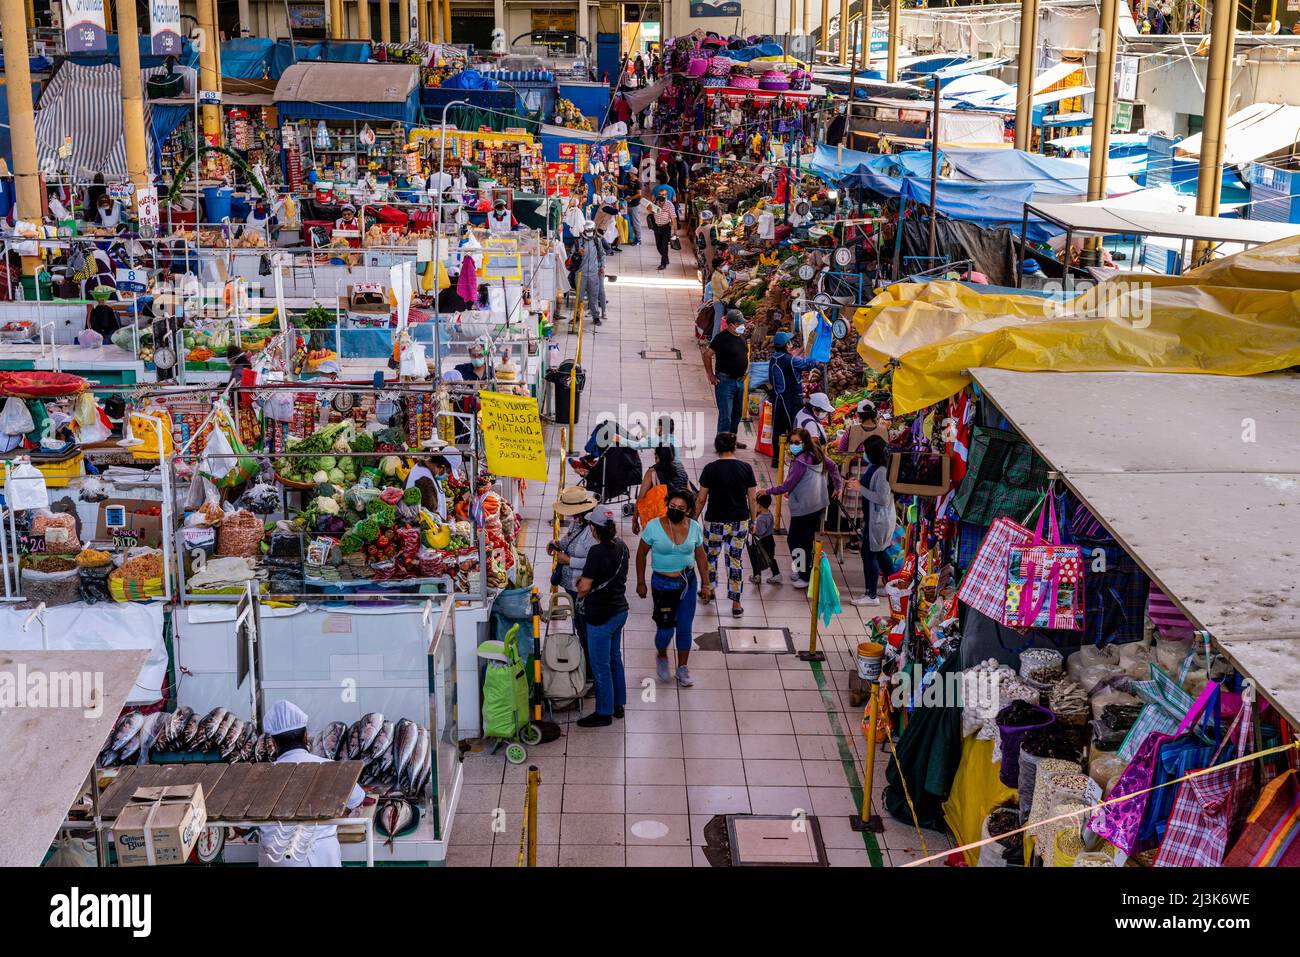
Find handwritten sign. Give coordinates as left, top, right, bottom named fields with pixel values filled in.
left=114, top=533, right=140, bottom=551
left=478, top=391, right=548, bottom=482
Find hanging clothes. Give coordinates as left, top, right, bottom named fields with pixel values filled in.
left=456, top=255, right=478, bottom=303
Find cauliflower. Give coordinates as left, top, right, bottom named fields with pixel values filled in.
left=315, top=496, right=340, bottom=515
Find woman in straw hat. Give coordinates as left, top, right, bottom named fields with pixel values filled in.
left=550, top=486, right=601, bottom=675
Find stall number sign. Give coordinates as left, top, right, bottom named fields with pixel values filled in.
left=199, top=90, right=223, bottom=105
left=479, top=391, right=548, bottom=482
left=116, top=267, right=149, bottom=293
left=481, top=252, right=523, bottom=281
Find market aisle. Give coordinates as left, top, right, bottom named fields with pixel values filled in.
left=448, top=213, right=953, bottom=867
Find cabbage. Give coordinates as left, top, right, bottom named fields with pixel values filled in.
left=319, top=456, right=337, bottom=470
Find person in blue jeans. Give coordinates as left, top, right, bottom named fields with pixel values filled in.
left=575, top=505, right=631, bottom=727
left=636, top=488, right=713, bottom=687
left=703, top=309, right=749, bottom=444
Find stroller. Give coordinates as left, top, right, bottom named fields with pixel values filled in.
left=579, top=445, right=643, bottom=515
left=477, top=622, right=542, bottom=764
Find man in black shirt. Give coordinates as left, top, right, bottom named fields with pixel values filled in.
left=703, top=308, right=749, bottom=445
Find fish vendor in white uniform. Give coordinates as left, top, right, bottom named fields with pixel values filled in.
left=258, top=700, right=366, bottom=868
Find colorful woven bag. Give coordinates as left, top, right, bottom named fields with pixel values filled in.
left=1002, top=494, right=1084, bottom=630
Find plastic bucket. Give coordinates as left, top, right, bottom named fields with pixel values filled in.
left=202, top=185, right=234, bottom=224
left=855, top=642, right=884, bottom=683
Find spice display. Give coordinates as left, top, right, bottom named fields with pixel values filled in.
left=218, top=510, right=265, bottom=557
left=20, top=565, right=80, bottom=606
left=75, top=548, right=113, bottom=567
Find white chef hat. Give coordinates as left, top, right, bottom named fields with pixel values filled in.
left=264, top=699, right=308, bottom=735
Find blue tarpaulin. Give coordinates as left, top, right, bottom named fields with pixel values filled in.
left=441, top=69, right=500, bottom=90
left=807, top=143, right=937, bottom=186
left=899, top=177, right=1057, bottom=241
left=149, top=104, right=192, bottom=177
left=268, top=40, right=372, bottom=80
left=942, top=148, right=1140, bottom=198
left=728, top=42, right=786, bottom=62
left=221, top=38, right=275, bottom=79
left=63, top=35, right=198, bottom=70
left=557, top=82, right=611, bottom=124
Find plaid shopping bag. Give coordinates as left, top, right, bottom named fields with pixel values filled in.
left=1155, top=694, right=1256, bottom=867
left=1118, top=662, right=1200, bottom=763
left=1001, top=493, right=1084, bottom=630
left=956, top=516, right=1031, bottom=621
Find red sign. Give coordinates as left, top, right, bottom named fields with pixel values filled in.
left=557, top=144, right=577, bottom=160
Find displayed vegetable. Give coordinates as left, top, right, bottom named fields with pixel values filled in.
left=402, top=487, right=422, bottom=506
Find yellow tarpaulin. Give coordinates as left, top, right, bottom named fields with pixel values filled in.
left=941, top=735, right=1017, bottom=867
left=854, top=235, right=1300, bottom=414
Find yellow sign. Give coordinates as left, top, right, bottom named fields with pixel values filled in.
left=479, top=391, right=548, bottom=482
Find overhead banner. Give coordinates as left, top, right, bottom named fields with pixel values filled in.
left=408, top=0, right=419, bottom=39
left=479, top=391, right=548, bottom=483
left=690, top=1, right=742, bottom=15
left=63, top=0, right=108, bottom=53
left=149, top=0, right=183, bottom=55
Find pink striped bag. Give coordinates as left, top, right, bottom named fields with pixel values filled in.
left=957, top=516, right=1033, bottom=622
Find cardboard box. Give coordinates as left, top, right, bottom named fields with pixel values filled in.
left=113, top=784, right=207, bottom=867
left=96, top=498, right=164, bottom=548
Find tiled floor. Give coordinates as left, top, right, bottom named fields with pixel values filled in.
left=445, top=209, right=954, bottom=868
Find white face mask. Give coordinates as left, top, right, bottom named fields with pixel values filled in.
left=733, top=324, right=746, bottom=335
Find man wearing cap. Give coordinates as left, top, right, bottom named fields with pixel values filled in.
left=795, top=392, right=835, bottom=446
left=767, top=331, right=818, bottom=468
left=704, top=309, right=750, bottom=444
left=258, top=700, right=366, bottom=868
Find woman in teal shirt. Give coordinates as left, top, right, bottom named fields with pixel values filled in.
left=636, top=488, right=712, bottom=687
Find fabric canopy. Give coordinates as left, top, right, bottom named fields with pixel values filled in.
left=1176, top=102, right=1300, bottom=164
left=944, top=147, right=1140, bottom=199
left=854, top=233, right=1300, bottom=413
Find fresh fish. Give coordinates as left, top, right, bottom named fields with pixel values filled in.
left=181, top=712, right=203, bottom=750
left=357, top=712, right=384, bottom=754
left=391, top=718, right=419, bottom=784
left=158, top=707, right=192, bottom=750
left=403, top=727, right=430, bottom=793
left=312, top=721, right=348, bottom=759
left=118, top=729, right=143, bottom=764
left=366, top=720, right=394, bottom=761
left=97, top=746, right=118, bottom=768
left=211, top=711, right=238, bottom=748
left=138, top=712, right=167, bottom=757
left=345, top=720, right=363, bottom=760
left=197, top=707, right=228, bottom=747
left=413, top=739, right=433, bottom=796
left=110, top=711, right=144, bottom=752
left=219, top=718, right=246, bottom=760
left=235, top=727, right=258, bottom=763
left=377, top=797, right=414, bottom=847
left=255, top=734, right=278, bottom=763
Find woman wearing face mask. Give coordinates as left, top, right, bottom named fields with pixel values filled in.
left=487, top=200, right=519, bottom=234
left=575, top=505, right=630, bottom=727
left=95, top=196, right=124, bottom=229
left=764, top=427, right=842, bottom=588
left=550, top=487, right=602, bottom=676
left=851, top=435, right=897, bottom=605
left=793, top=392, right=835, bottom=446
left=636, top=488, right=712, bottom=687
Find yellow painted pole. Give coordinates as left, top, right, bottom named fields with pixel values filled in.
left=821, top=0, right=830, bottom=58
left=531, top=587, right=543, bottom=723
left=567, top=268, right=584, bottom=453
left=104, top=0, right=113, bottom=32
left=803, top=540, right=824, bottom=657
left=381, top=0, right=392, bottom=42
left=1, top=0, right=45, bottom=248
left=857, top=683, right=881, bottom=827
left=24, top=0, right=33, bottom=26
left=774, top=435, right=787, bottom=530
left=838, top=0, right=850, bottom=64
left=432, top=0, right=443, bottom=42
left=1192, top=0, right=1237, bottom=264
left=803, top=0, right=811, bottom=35
left=401, top=0, right=412, bottom=40
left=1086, top=0, right=1118, bottom=204
left=358, top=0, right=372, bottom=41
left=117, top=0, right=150, bottom=200
left=887, top=0, right=901, bottom=83
left=442, top=0, right=452, bottom=43
left=790, top=0, right=799, bottom=38
left=1013, top=0, right=1040, bottom=152
left=197, top=0, right=223, bottom=146
left=417, top=0, right=428, bottom=40
left=526, top=766, right=540, bottom=866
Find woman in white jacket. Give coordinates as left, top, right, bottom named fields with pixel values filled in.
left=852, top=435, right=897, bottom=606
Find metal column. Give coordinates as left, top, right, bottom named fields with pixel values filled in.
left=1085, top=0, right=1119, bottom=204
left=1193, top=0, right=1238, bottom=263
left=1, top=0, right=45, bottom=241
left=887, top=0, right=901, bottom=83
left=1013, top=0, right=1040, bottom=152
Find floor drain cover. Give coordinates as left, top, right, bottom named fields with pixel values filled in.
left=720, top=627, right=795, bottom=654
left=639, top=348, right=682, bottom=360
left=726, top=815, right=829, bottom=866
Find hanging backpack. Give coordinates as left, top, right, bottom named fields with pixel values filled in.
left=477, top=624, right=530, bottom=739
left=542, top=625, right=591, bottom=710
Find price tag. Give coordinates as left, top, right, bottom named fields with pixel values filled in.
left=18, top=535, right=46, bottom=556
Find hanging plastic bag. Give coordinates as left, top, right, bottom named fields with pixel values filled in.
left=185, top=466, right=220, bottom=511
left=6, top=460, right=49, bottom=510
left=261, top=391, right=295, bottom=423
left=399, top=338, right=428, bottom=378
left=1, top=397, right=35, bottom=436
left=199, top=422, right=237, bottom=485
